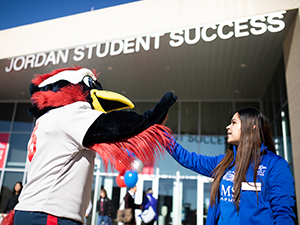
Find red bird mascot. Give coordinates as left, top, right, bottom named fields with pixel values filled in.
left=1, top=66, right=177, bottom=225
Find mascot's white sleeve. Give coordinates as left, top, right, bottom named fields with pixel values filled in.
left=15, top=101, right=102, bottom=223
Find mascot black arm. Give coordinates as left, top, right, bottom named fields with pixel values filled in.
left=83, top=92, right=177, bottom=147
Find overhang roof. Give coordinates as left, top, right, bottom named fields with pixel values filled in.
left=0, top=9, right=297, bottom=104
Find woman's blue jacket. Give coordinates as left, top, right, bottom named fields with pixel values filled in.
left=166, top=139, right=295, bottom=225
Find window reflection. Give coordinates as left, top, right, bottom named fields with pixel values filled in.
left=180, top=134, right=227, bottom=157
left=6, top=134, right=30, bottom=168
left=157, top=152, right=179, bottom=176
left=111, top=177, right=121, bottom=220
left=12, top=103, right=34, bottom=132
left=203, top=183, right=211, bottom=224
left=181, top=102, right=198, bottom=135
left=262, top=56, right=293, bottom=171
left=182, top=179, right=197, bottom=225
left=0, top=103, right=14, bottom=132
left=201, top=102, right=233, bottom=135
left=166, top=102, right=178, bottom=133
left=158, top=178, right=174, bottom=225
left=200, top=136, right=227, bottom=156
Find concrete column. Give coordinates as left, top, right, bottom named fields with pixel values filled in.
left=283, top=10, right=300, bottom=221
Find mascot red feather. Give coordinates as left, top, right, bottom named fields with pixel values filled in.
left=1, top=66, right=177, bottom=225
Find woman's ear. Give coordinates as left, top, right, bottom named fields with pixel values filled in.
left=253, top=125, right=256, bottom=130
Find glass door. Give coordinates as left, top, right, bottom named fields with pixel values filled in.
left=157, top=178, right=174, bottom=225
left=181, top=179, right=197, bottom=225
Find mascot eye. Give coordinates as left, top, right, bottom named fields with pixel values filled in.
left=83, top=76, right=102, bottom=89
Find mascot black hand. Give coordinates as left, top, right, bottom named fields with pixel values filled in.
left=83, top=91, right=177, bottom=146
left=146, top=91, right=177, bottom=124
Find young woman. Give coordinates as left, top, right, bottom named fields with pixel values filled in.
left=3, top=182, right=23, bottom=214
left=166, top=107, right=295, bottom=225
left=96, top=189, right=113, bottom=225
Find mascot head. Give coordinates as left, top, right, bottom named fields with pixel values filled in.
left=28, top=66, right=134, bottom=118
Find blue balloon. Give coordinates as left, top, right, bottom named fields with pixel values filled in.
left=124, top=170, right=138, bottom=188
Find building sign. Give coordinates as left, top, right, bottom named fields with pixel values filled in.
left=0, top=133, right=9, bottom=168
left=4, top=10, right=286, bottom=73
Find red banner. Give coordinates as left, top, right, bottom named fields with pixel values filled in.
left=0, top=133, right=9, bottom=169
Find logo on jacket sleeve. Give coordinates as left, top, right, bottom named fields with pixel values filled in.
left=257, top=165, right=267, bottom=176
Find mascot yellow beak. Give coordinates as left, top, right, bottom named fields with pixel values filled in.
left=90, top=89, right=135, bottom=113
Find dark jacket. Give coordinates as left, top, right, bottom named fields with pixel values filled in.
left=3, top=194, right=20, bottom=213
left=96, top=197, right=113, bottom=217
left=124, top=192, right=141, bottom=225
left=167, top=139, right=295, bottom=225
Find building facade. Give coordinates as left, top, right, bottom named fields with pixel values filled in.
left=0, top=1, right=299, bottom=224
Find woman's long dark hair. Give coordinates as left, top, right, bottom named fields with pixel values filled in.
left=210, top=107, right=276, bottom=210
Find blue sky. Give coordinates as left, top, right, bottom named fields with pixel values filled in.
left=0, top=0, right=140, bottom=30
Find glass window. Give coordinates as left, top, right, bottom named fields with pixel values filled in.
left=157, top=152, right=180, bottom=176
left=0, top=103, right=14, bottom=132
left=263, top=97, right=274, bottom=125
left=181, top=179, right=197, bottom=225
left=12, top=103, right=34, bottom=132
left=158, top=178, right=174, bottom=225
left=203, top=183, right=211, bottom=224
left=179, top=134, right=201, bottom=153
left=277, top=57, right=288, bottom=104
left=201, top=102, right=233, bottom=135
left=6, top=134, right=30, bottom=168
left=143, top=180, right=152, bottom=194
left=282, top=105, right=293, bottom=164
left=111, top=177, right=121, bottom=220
left=181, top=102, right=198, bottom=135
left=166, top=102, right=178, bottom=133
left=0, top=171, right=24, bottom=212
left=200, top=135, right=227, bottom=156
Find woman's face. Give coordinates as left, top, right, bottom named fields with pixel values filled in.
left=226, top=113, right=241, bottom=145
left=14, top=183, right=21, bottom=192
left=100, top=191, right=105, bottom=198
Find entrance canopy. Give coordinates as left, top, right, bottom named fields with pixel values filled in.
left=0, top=9, right=297, bottom=102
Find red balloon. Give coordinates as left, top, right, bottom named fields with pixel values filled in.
left=116, top=173, right=127, bottom=187
left=115, top=160, right=127, bottom=174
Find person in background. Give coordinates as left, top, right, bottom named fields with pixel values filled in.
left=141, top=188, right=158, bottom=225
left=124, top=186, right=141, bottom=225
left=166, top=107, right=295, bottom=225
left=3, top=182, right=23, bottom=214
left=96, top=189, right=112, bottom=225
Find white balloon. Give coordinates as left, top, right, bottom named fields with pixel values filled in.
left=131, top=158, right=144, bottom=173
